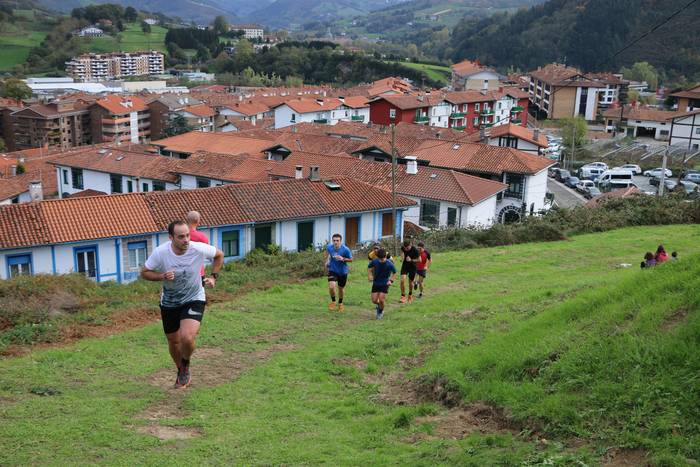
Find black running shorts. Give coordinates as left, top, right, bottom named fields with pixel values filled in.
left=328, top=272, right=348, bottom=288
left=159, top=300, right=206, bottom=334
left=401, top=264, right=417, bottom=281
left=416, top=269, right=427, bottom=278
left=371, top=283, right=390, bottom=294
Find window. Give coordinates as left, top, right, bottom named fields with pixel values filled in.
left=126, top=180, right=133, bottom=193
left=475, top=103, right=480, bottom=111
left=389, top=108, right=396, bottom=120
left=222, top=230, right=240, bottom=257
left=127, top=241, right=147, bottom=269
left=254, top=225, right=273, bottom=251
left=381, top=212, right=393, bottom=236
left=499, top=136, right=518, bottom=148
left=142, top=183, right=149, bottom=192
left=291, top=113, right=296, bottom=122
left=420, top=199, right=440, bottom=227
left=71, top=168, right=84, bottom=189
left=196, top=178, right=211, bottom=188
left=504, top=173, right=525, bottom=199
left=7, top=254, right=32, bottom=278
left=62, top=169, right=69, bottom=184
left=297, top=221, right=314, bottom=251
left=75, top=246, right=97, bottom=278
left=695, top=128, right=700, bottom=135
left=482, top=79, right=489, bottom=89
left=447, top=207, right=457, bottom=227
left=110, top=174, right=122, bottom=193
left=11, top=196, right=19, bottom=204
left=473, top=117, right=479, bottom=126
left=153, top=181, right=165, bottom=191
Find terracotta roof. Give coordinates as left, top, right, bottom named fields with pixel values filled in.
left=175, top=151, right=276, bottom=182
left=191, top=84, right=228, bottom=93
left=342, top=95, right=370, bottom=108
left=588, top=72, right=628, bottom=85
left=151, top=94, right=203, bottom=110
left=529, top=63, right=605, bottom=87
left=278, top=98, right=344, bottom=113
left=503, top=87, right=529, bottom=99
left=183, top=104, right=216, bottom=118
left=0, top=171, right=38, bottom=201
left=67, top=189, right=108, bottom=198
left=95, top=95, right=148, bottom=114
left=0, top=97, right=24, bottom=109
left=0, top=178, right=416, bottom=248
left=444, top=90, right=499, bottom=105
left=672, top=108, right=700, bottom=119
left=50, top=147, right=180, bottom=183
left=370, top=94, right=432, bottom=110
left=12, top=101, right=91, bottom=118
left=451, top=60, right=496, bottom=77
left=221, top=117, right=275, bottom=131
left=602, top=105, right=684, bottom=122
left=670, top=85, right=700, bottom=99
left=152, top=131, right=275, bottom=156
left=223, top=100, right=271, bottom=116
left=367, top=77, right=415, bottom=97
left=483, top=124, right=548, bottom=148
left=410, top=139, right=554, bottom=175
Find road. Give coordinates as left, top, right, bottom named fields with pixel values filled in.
left=547, top=178, right=587, bottom=208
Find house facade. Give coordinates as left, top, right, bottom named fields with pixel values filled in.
left=368, top=95, right=432, bottom=126
left=274, top=98, right=369, bottom=129
left=669, top=109, right=700, bottom=152
left=0, top=178, right=413, bottom=281
left=528, top=63, right=604, bottom=121
left=90, top=95, right=151, bottom=144
left=602, top=105, right=682, bottom=140
left=10, top=100, right=92, bottom=151
left=451, top=60, right=502, bottom=91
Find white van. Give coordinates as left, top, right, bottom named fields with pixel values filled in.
left=579, top=166, right=605, bottom=181
left=597, top=169, right=635, bottom=190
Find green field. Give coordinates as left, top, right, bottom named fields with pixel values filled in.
left=87, top=23, right=168, bottom=54
left=1, top=225, right=699, bottom=465
left=0, top=14, right=50, bottom=71
left=393, top=61, right=451, bottom=85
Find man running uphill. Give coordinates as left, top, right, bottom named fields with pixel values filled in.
left=141, top=220, right=224, bottom=389
left=399, top=239, right=420, bottom=304
left=325, top=233, right=353, bottom=312
left=368, top=248, right=396, bottom=320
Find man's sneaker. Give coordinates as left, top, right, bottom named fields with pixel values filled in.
left=413, top=281, right=418, bottom=290
left=338, top=303, right=345, bottom=312
left=418, top=292, right=423, bottom=298
left=399, top=295, right=407, bottom=304
left=176, top=360, right=191, bottom=388
left=328, top=302, right=336, bottom=311
left=376, top=308, right=383, bottom=320
left=408, top=295, right=414, bottom=304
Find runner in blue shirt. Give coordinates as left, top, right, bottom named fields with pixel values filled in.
left=325, top=233, right=353, bottom=312
left=367, top=248, right=396, bottom=320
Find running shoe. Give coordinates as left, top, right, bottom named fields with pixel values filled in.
left=413, top=281, right=418, bottom=290
left=338, top=303, right=345, bottom=313
left=376, top=307, right=383, bottom=320
left=328, top=302, right=336, bottom=311
left=407, top=295, right=414, bottom=304
left=399, top=295, right=407, bottom=304
left=419, top=292, right=423, bottom=298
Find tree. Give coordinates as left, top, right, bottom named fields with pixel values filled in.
left=560, top=117, right=588, bottom=149
left=15, top=163, right=25, bottom=175
left=0, top=137, right=5, bottom=152
left=213, top=15, right=228, bottom=36
left=0, top=78, right=32, bottom=100
left=141, top=21, right=151, bottom=34
left=627, top=88, right=640, bottom=104
left=124, top=6, right=138, bottom=23
left=620, top=62, right=659, bottom=91
left=163, top=114, right=193, bottom=137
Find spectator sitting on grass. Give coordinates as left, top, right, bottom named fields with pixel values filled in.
left=671, top=251, right=678, bottom=261
left=641, top=252, right=656, bottom=269
left=655, top=245, right=669, bottom=263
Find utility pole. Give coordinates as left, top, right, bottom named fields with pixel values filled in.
left=569, top=123, right=576, bottom=172
left=658, top=145, right=669, bottom=197
left=391, top=122, right=398, bottom=258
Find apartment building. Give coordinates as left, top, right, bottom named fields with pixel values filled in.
left=528, top=63, right=604, bottom=121
left=65, top=51, right=165, bottom=82
left=10, top=100, right=92, bottom=150
left=229, top=24, right=264, bottom=39
left=589, top=73, right=629, bottom=111
left=90, top=95, right=151, bottom=144
left=451, top=60, right=503, bottom=91
left=148, top=95, right=215, bottom=139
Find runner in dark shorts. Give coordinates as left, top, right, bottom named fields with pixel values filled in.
left=142, top=220, right=224, bottom=389
left=415, top=242, right=432, bottom=298
left=399, top=239, right=420, bottom=304
left=368, top=248, right=396, bottom=319
left=325, top=234, right=353, bottom=312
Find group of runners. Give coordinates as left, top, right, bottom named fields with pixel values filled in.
left=141, top=212, right=431, bottom=389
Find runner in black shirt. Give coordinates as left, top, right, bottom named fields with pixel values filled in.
left=399, top=239, right=420, bottom=304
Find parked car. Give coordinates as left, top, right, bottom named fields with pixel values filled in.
left=582, top=162, right=609, bottom=171
left=576, top=180, right=596, bottom=193
left=556, top=169, right=571, bottom=182
left=643, top=168, right=672, bottom=177
left=678, top=180, right=698, bottom=194
left=578, top=166, right=605, bottom=181
left=548, top=168, right=560, bottom=178
left=584, top=187, right=601, bottom=199
left=683, top=173, right=700, bottom=183
left=565, top=176, right=580, bottom=188
left=597, top=169, right=635, bottom=190
left=616, top=164, right=642, bottom=175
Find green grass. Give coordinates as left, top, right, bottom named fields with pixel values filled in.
left=391, top=61, right=451, bottom=85
left=0, top=225, right=699, bottom=465
left=0, top=24, right=49, bottom=71
left=86, top=23, right=167, bottom=54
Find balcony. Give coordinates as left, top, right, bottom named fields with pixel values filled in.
left=480, top=109, right=494, bottom=116
left=414, top=116, right=429, bottom=123
left=351, top=115, right=365, bottom=122
left=450, top=112, right=465, bottom=119
left=511, top=106, right=524, bottom=112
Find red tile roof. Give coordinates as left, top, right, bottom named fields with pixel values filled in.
left=152, top=131, right=275, bottom=156
left=602, top=105, right=684, bottom=122
left=95, top=95, right=148, bottom=115
left=370, top=94, right=432, bottom=110
left=183, top=104, right=215, bottom=118
left=451, top=60, right=495, bottom=77
left=444, top=90, right=499, bottom=104
left=669, top=85, right=700, bottom=99
left=0, top=171, right=38, bottom=201
left=0, top=203, right=49, bottom=248
left=482, top=124, right=548, bottom=148
left=342, top=96, right=370, bottom=108
left=278, top=98, right=344, bottom=113
left=529, top=63, right=605, bottom=87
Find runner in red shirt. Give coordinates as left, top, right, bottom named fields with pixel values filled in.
left=415, top=242, right=432, bottom=298
left=187, top=211, right=209, bottom=278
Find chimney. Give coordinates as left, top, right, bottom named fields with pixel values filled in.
left=479, top=127, right=487, bottom=143
left=295, top=165, right=303, bottom=179
left=10, top=165, right=17, bottom=176
left=405, top=156, right=418, bottom=175
left=309, top=166, right=320, bottom=181
left=29, top=180, right=43, bottom=202
left=533, top=128, right=540, bottom=141
left=316, top=99, right=324, bottom=106
left=435, top=131, right=441, bottom=139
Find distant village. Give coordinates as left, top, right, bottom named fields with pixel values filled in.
left=1, top=48, right=699, bottom=282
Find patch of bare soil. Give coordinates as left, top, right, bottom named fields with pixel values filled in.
left=602, top=448, right=650, bottom=466
left=135, top=341, right=298, bottom=440
left=406, top=402, right=517, bottom=442
left=661, top=308, right=689, bottom=332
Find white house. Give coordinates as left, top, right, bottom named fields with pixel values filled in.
left=603, top=105, right=683, bottom=140
left=451, top=60, right=503, bottom=91
left=273, top=98, right=369, bottom=129
left=471, top=124, right=549, bottom=155
left=669, top=109, right=700, bottom=152
left=0, top=178, right=414, bottom=281
left=0, top=173, right=42, bottom=205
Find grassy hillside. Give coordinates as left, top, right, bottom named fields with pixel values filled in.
left=86, top=22, right=168, bottom=53
left=0, top=8, right=52, bottom=71
left=392, top=60, right=451, bottom=85
left=1, top=224, right=699, bottom=465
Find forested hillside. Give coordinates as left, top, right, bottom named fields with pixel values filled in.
left=449, top=0, right=700, bottom=83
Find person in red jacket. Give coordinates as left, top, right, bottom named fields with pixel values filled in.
left=414, top=242, right=432, bottom=298
left=187, top=211, right=210, bottom=278
left=655, top=245, right=668, bottom=263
